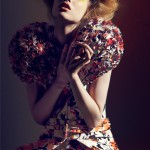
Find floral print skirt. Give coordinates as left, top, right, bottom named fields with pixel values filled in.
left=16, top=117, right=119, bottom=150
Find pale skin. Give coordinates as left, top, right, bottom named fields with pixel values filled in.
left=25, top=0, right=112, bottom=128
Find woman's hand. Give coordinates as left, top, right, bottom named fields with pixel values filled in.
left=56, top=41, right=94, bottom=86
left=66, top=41, right=94, bottom=76
left=55, top=45, right=70, bottom=86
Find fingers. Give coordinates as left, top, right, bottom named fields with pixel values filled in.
left=78, top=48, right=91, bottom=64
left=76, top=41, right=94, bottom=57
left=84, top=48, right=92, bottom=61
left=68, top=41, right=94, bottom=68
left=70, top=41, right=94, bottom=60
left=64, top=42, right=76, bottom=66
left=69, top=48, right=91, bottom=69
left=60, top=44, right=68, bottom=64
left=68, top=53, right=91, bottom=73
left=69, top=47, right=76, bottom=63
left=60, top=41, right=94, bottom=74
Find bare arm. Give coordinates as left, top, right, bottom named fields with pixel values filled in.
left=25, top=43, right=111, bottom=128
left=69, top=70, right=112, bottom=128
left=26, top=80, right=65, bottom=125
left=26, top=45, right=69, bottom=125
left=63, top=41, right=112, bottom=128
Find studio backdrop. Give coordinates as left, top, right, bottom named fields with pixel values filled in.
left=1, top=0, right=150, bottom=150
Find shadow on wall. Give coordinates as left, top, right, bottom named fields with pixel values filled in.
left=2, top=0, right=49, bottom=150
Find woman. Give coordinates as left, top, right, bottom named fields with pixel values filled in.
left=9, top=0, right=124, bottom=149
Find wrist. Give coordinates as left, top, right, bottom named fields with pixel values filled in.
left=53, top=79, right=67, bottom=89
left=68, top=73, right=79, bottom=82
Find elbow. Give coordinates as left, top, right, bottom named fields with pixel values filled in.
left=33, top=116, right=45, bottom=125
left=32, top=114, right=45, bottom=125
left=86, top=117, right=102, bottom=129
left=87, top=122, right=100, bottom=129
left=31, top=109, right=46, bottom=126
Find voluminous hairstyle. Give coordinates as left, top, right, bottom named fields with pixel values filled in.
left=86, top=0, right=119, bottom=21
left=43, top=0, right=119, bottom=21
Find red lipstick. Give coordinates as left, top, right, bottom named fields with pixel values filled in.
left=59, top=2, right=71, bottom=11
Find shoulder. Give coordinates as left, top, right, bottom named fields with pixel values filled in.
left=10, top=22, right=54, bottom=41
left=82, top=17, right=123, bottom=37
left=77, top=17, right=124, bottom=54
left=8, top=22, right=55, bottom=87
left=9, top=21, right=54, bottom=59
left=77, top=18, right=124, bottom=85
left=18, top=21, right=53, bottom=31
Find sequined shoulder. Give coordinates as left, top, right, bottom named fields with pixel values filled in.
left=76, top=18, right=124, bottom=85
left=8, top=22, right=59, bottom=88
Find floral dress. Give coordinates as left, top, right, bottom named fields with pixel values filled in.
left=8, top=17, right=124, bottom=150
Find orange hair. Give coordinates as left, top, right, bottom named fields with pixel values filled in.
left=85, top=0, right=119, bottom=21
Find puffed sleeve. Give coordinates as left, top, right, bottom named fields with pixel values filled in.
left=8, top=22, right=57, bottom=88
left=76, top=18, right=124, bottom=85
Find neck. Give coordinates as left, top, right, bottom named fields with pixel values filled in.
left=53, top=20, right=80, bottom=47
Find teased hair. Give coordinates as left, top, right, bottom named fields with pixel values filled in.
left=85, top=0, right=119, bottom=21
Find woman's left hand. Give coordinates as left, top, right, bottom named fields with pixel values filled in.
left=65, top=41, right=94, bottom=77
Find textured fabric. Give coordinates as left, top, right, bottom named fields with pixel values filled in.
left=77, top=17, right=124, bottom=85
left=8, top=18, right=124, bottom=88
left=9, top=18, right=124, bottom=150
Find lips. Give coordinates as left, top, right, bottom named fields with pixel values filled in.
left=59, top=2, right=71, bottom=11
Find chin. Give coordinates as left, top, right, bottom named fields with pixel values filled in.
left=52, top=10, right=83, bottom=23
left=54, top=13, right=81, bottom=24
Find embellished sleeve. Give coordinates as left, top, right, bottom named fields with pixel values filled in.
left=76, top=18, right=124, bottom=85
left=8, top=22, right=56, bottom=88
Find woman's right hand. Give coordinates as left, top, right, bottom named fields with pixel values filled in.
left=55, top=45, right=70, bottom=86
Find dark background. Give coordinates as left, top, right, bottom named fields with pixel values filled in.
left=1, top=0, right=150, bottom=149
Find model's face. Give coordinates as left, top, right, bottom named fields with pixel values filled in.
left=52, top=0, right=91, bottom=23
